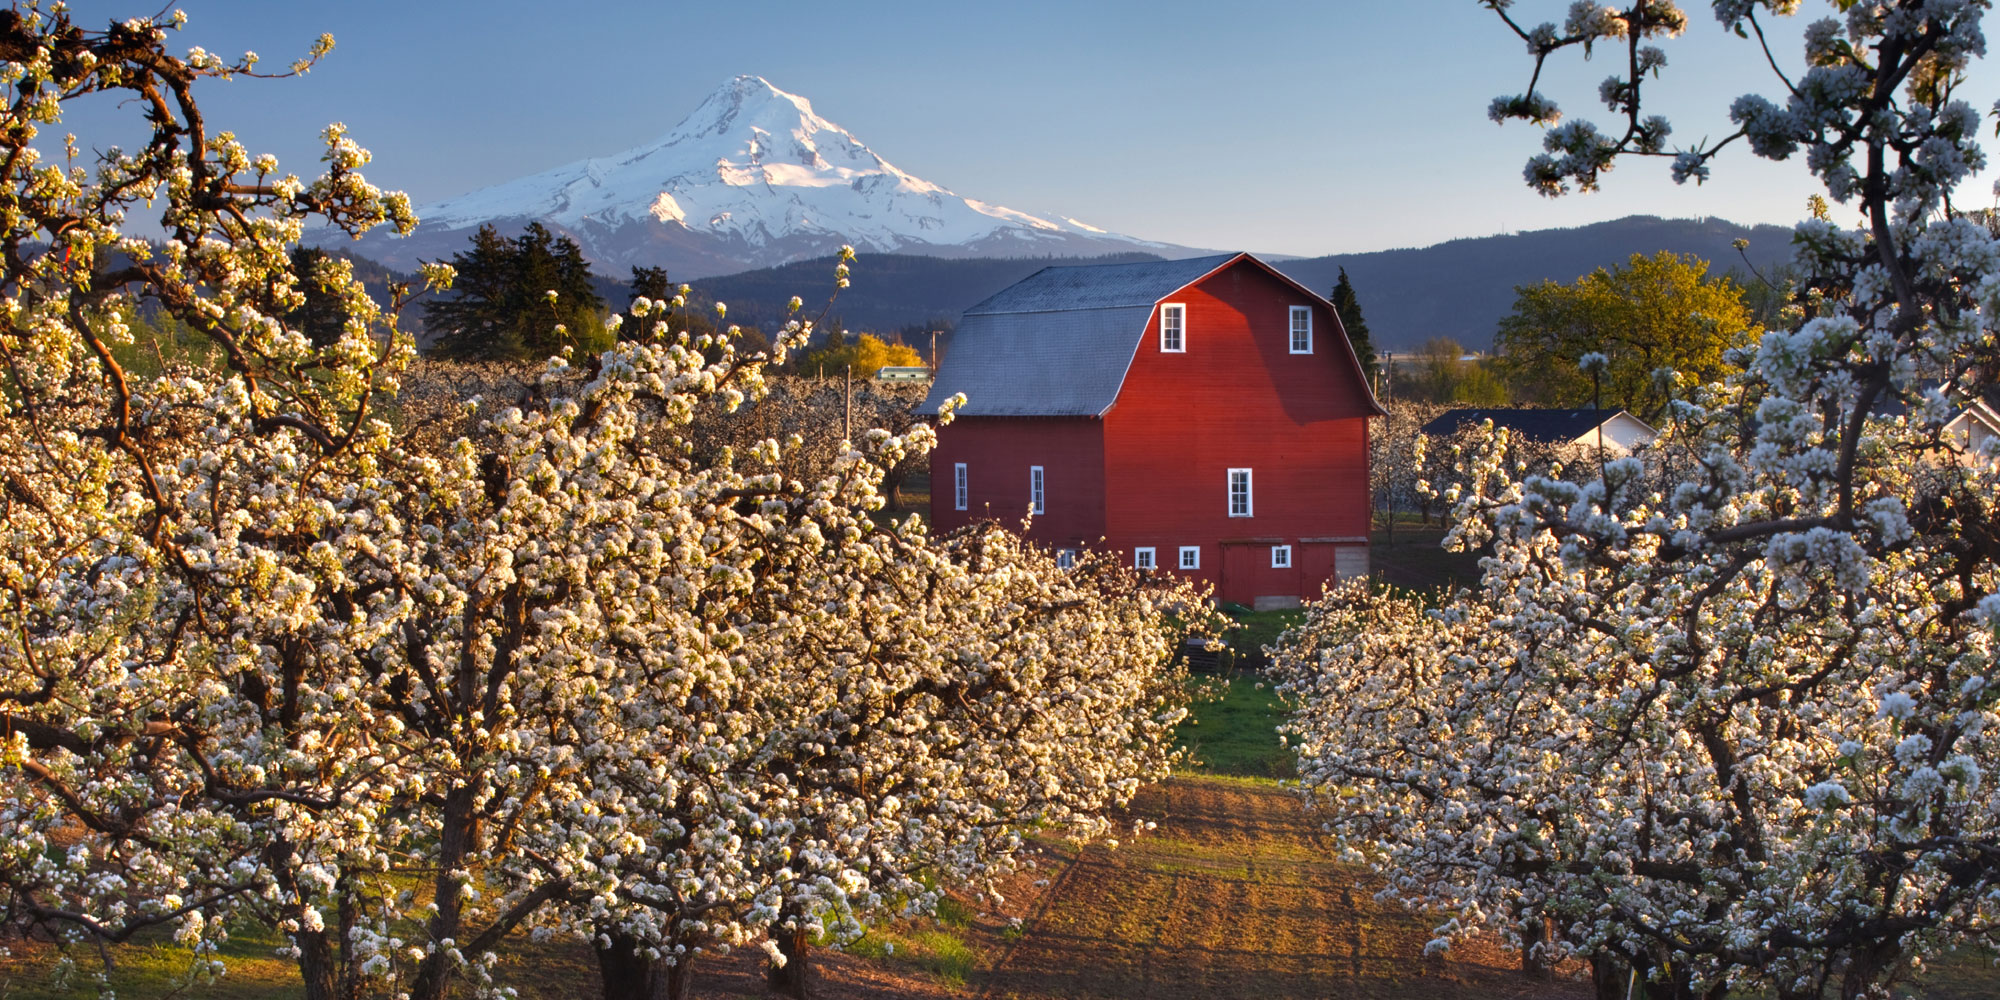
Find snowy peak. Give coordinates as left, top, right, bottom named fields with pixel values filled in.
left=674, top=75, right=838, bottom=150
left=377, top=76, right=1195, bottom=278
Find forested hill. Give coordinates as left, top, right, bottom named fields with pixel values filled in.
left=672, top=216, right=1794, bottom=351
left=1271, top=215, right=1795, bottom=352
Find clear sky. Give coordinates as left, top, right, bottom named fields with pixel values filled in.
left=50, top=1, right=2000, bottom=257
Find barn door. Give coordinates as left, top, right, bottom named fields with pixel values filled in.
left=1297, top=543, right=1338, bottom=602
left=1222, top=542, right=1302, bottom=610
left=1219, top=543, right=1260, bottom=609
left=1298, top=543, right=1371, bottom=602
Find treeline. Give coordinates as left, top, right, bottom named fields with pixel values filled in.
left=418, top=223, right=928, bottom=374
left=1358, top=250, right=1771, bottom=421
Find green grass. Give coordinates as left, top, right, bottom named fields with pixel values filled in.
left=1206, top=607, right=1304, bottom=672
left=1176, top=673, right=1294, bottom=778
left=841, top=921, right=979, bottom=987
left=0, top=921, right=303, bottom=1000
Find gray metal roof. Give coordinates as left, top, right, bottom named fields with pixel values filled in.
left=964, top=254, right=1239, bottom=315
left=1422, top=407, right=1636, bottom=443
left=922, top=255, right=1239, bottom=417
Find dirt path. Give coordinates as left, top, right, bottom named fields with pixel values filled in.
left=974, top=776, right=1583, bottom=1000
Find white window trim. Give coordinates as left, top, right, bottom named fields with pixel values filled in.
left=1029, top=465, right=1045, bottom=515
left=1178, top=545, right=1200, bottom=570
left=1289, top=305, right=1312, bottom=354
left=953, top=462, right=968, bottom=511
left=1160, top=303, right=1186, bottom=353
left=1056, top=548, right=1077, bottom=570
left=1227, top=468, right=1253, bottom=518
left=1134, top=546, right=1157, bottom=570
left=1271, top=544, right=1292, bottom=569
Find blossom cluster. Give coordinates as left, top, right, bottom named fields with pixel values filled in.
left=1279, top=4, right=2000, bottom=998
left=0, top=8, right=1206, bottom=1000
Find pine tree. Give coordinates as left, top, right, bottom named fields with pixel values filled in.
left=287, top=247, right=350, bottom=349
left=1329, top=268, right=1379, bottom=387
left=621, top=265, right=673, bottom=340
left=424, top=224, right=607, bottom=361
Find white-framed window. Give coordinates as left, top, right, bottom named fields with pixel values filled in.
left=1271, top=544, right=1292, bottom=569
left=1134, top=546, right=1157, bottom=570
left=1178, top=545, right=1200, bottom=570
left=1289, top=305, right=1312, bottom=354
left=1056, top=548, right=1077, bottom=570
left=1160, top=303, right=1185, bottom=353
left=953, top=462, right=968, bottom=511
left=1030, top=465, right=1045, bottom=515
left=1227, top=468, right=1253, bottom=517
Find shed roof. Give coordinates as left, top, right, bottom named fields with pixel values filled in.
left=1422, top=407, right=1644, bottom=444
left=921, top=255, right=1239, bottom=417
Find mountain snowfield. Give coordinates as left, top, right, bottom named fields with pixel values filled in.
left=339, top=76, right=1196, bottom=277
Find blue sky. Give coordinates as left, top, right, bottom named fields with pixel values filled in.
left=52, top=1, right=2000, bottom=257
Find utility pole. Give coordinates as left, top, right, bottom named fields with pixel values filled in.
left=844, top=362, right=853, bottom=443
left=929, top=330, right=939, bottom=372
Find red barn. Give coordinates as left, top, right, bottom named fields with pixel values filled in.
left=923, top=253, right=1383, bottom=608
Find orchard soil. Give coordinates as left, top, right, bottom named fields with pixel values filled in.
left=657, top=776, right=1588, bottom=1000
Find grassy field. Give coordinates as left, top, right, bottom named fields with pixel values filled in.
left=1175, top=673, right=1295, bottom=779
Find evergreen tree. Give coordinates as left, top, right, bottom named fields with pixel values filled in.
left=620, top=265, right=673, bottom=341
left=424, top=223, right=608, bottom=360
left=1329, top=268, right=1379, bottom=387
left=287, top=247, right=351, bottom=349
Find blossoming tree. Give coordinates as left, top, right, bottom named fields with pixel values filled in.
left=1279, top=3, right=2000, bottom=999
left=0, top=7, right=1204, bottom=1000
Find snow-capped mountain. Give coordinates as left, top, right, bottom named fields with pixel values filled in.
left=338, top=76, right=1198, bottom=278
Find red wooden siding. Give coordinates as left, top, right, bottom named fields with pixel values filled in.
left=928, top=416, right=1106, bottom=546
left=1101, top=261, right=1373, bottom=606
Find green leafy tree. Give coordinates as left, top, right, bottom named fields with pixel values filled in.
left=423, top=223, right=608, bottom=360
left=1451, top=362, right=1509, bottom=405
left=1494, top=250, right=1756, bottom=420
left=1328, top=267, right=1379, bottom=385
left=797, top=331, right=922, bottom=377
left=1404, top=336, right=1468, bottom=403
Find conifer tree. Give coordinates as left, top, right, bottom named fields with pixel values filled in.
left=1329, top=267, right=1378, bottom=385
left=424, top=223, right=607, bottom=360
left=288, top=247, right=350, bottom=349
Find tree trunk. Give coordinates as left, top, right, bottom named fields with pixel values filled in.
left=1838, top=941, right=1901, bottom=1000
left=267, top=840, right=337, bottom=1000
left=664, top=952, right=695, bottom=1000
left=291, top=927, right=338, bottom=1000
left=595, top=933, right=670, bottom=1000
left=409, top=782, right=478, bottom=1000
left=1590, top=954, right=1631, bottom=1000
left=1520, top=913, right=1553, bottom=981
left=767, top=922, right=812, bottom=998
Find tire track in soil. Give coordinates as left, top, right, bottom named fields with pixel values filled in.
left=976, top=776, right=1588, bottom=1000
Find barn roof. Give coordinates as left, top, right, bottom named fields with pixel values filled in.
left=921, top=255, right=1239, bottom=417
left=1422, top=407, right=1643, bottom=444
left=965, top=254, right=1240, bottom=315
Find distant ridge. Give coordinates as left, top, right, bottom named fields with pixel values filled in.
left=677, top=215, right=1797, bottom=351
left=1269, top=215, right=1795, bottom=351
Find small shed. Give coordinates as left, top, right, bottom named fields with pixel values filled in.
left=1422, top=407, right=1658, bottom=455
